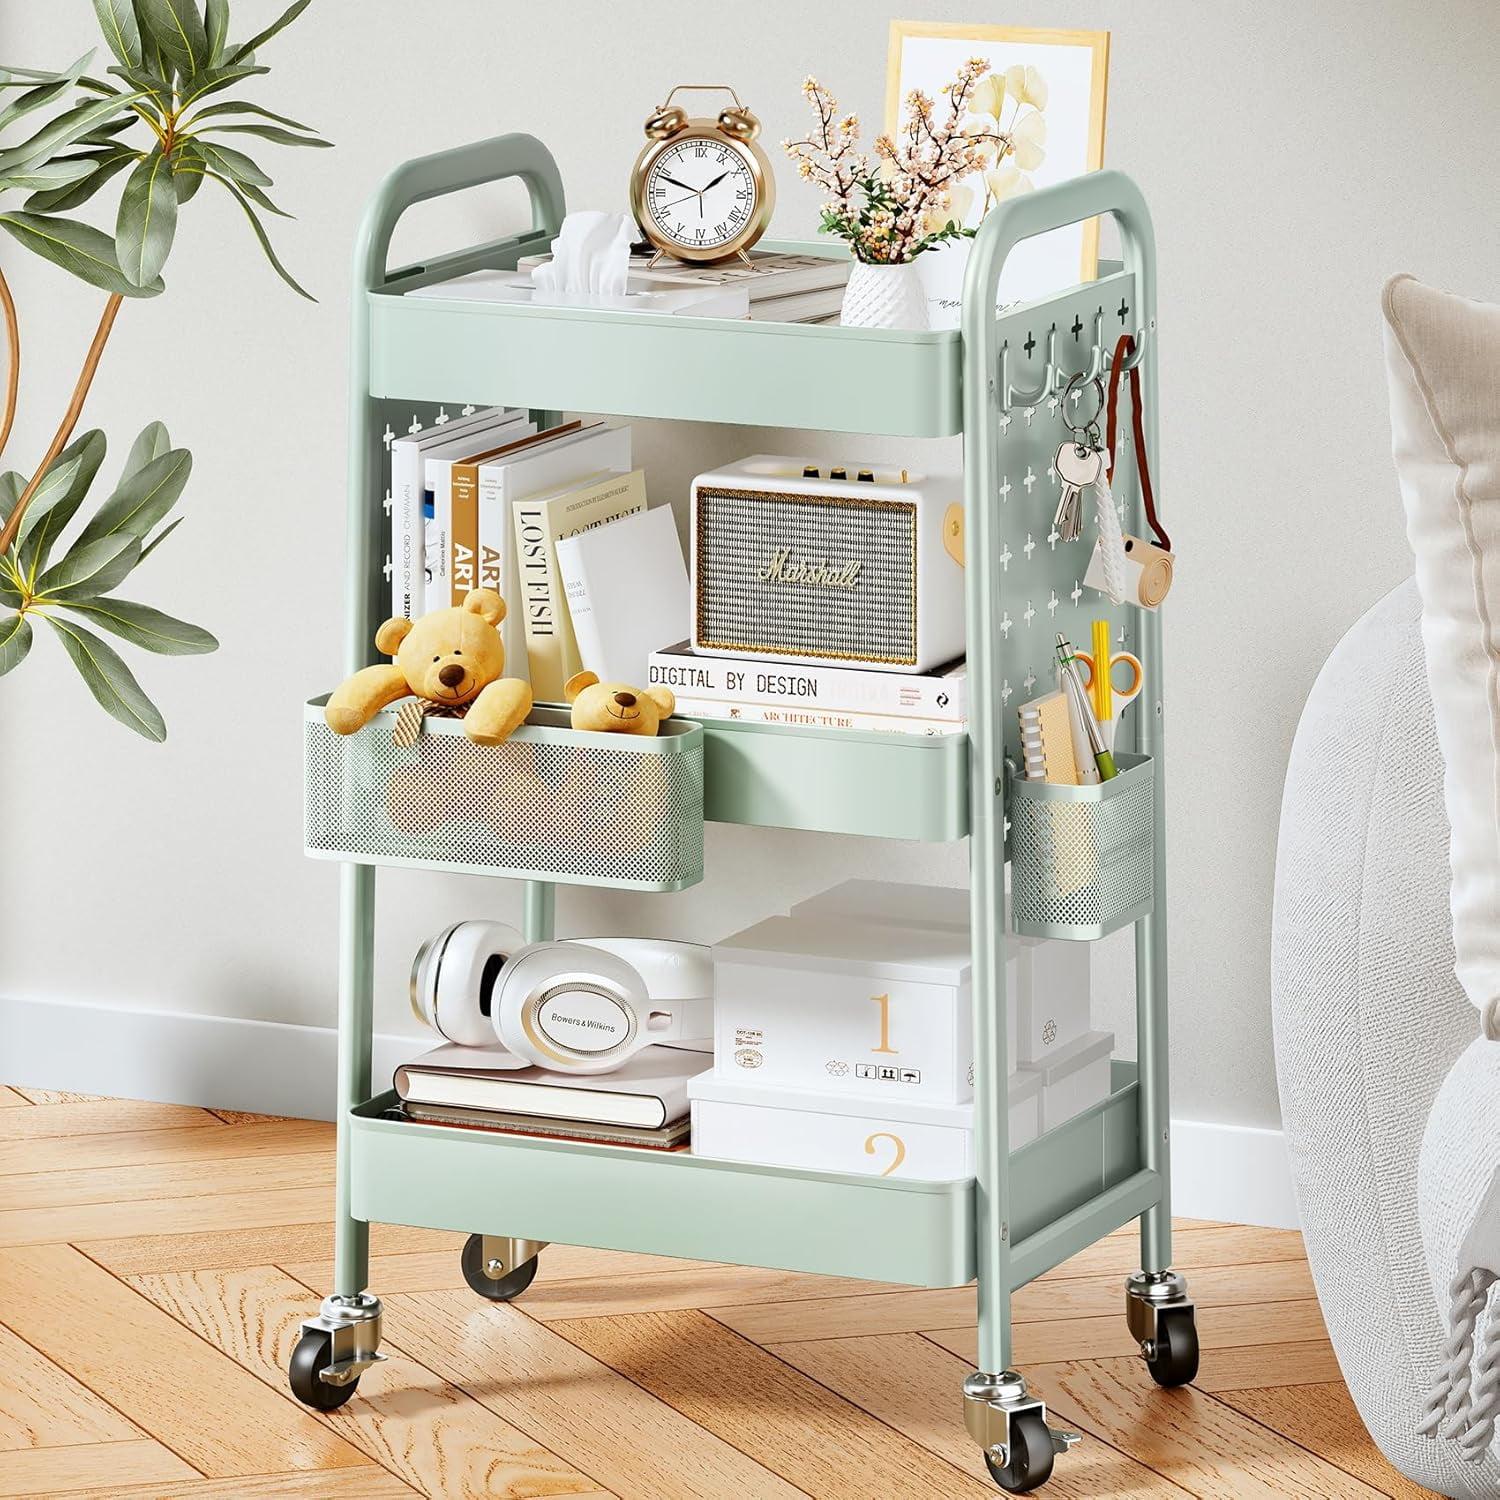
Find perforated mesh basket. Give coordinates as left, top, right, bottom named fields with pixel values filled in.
left=1008, top=753, right=1155, bottom=940
left=304, top=700, right=704, bottom=890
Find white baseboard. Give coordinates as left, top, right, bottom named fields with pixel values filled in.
left=0, top=995, right=1299, bottom=1230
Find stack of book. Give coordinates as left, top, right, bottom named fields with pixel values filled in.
left=391, top=1043, right=706, bottom=1150
left=648, top=641, right=966, bottom=736
left=517, top=248, right=850, bottom=324
left=387, top=414, right=690, bottom=699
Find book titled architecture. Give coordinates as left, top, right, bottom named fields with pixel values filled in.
left=393, top=1042, right=706, bottom=1129
left=556, top=505, right=688, bottom=687
left=649, top=642, right=967, bottom=721
left=513, top=469, right=647, bottom=701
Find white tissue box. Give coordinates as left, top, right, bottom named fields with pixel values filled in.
left=687, top=1071, right=1043, bottom=1180
left=713, top=913, right=983, bottom=1104
left=1029, top=1030, right=1115, bottom=1132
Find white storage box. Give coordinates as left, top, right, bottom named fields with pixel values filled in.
left=1014, top=938, right=1092, bottom=1066
left=788, top=880, right=1092, bottom=1068
left=714, top=913, right=987, bottom=1103
left=1029, top=1030, right=1114, bottom=1133
left=687, top=1070, right=1042, bottom=1181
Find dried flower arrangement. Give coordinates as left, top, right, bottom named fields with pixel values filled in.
left=783, top=59, right=1048, bottom=266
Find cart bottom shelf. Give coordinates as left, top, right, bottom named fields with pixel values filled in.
left=349, top=1063, right=1155, bottom=1290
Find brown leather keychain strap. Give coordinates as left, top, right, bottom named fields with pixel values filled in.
left=1105, top=334, right=1171, bottom=554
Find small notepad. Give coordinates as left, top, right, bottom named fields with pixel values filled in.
left=1017, top=690, right=1081, bottom=785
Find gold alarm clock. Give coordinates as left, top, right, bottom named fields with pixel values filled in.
left=629, top=85, right=774, bottom=266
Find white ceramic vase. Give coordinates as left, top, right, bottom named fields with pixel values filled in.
left=840, top=260, right=928, bottom=332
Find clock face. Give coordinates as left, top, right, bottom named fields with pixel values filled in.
left=642, top=136, right=760, bottom=252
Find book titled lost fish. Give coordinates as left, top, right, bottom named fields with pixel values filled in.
left=648, top=642, right=966, bottom=720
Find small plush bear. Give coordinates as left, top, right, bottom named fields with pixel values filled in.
left=326, top=588, right=532, bottom=746
left=564, top=671, right=675, bottom=735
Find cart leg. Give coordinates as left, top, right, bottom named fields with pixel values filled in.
left=290, top=863, right=386, bottom=1408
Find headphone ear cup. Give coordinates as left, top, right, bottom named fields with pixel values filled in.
left=412, top=921, right=522, bottom=1047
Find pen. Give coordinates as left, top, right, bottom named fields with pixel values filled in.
left=1056, top=633, right=1118, bottom=781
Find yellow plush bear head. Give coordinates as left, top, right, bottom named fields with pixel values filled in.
left=376, top=588, right=508, bottom=706
left=565, top=671, right=675, bottom=736
left=325, top=588, right=533, bottom=746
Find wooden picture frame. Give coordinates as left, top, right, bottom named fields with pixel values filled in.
left=885, top=22, right=1110, bottom=311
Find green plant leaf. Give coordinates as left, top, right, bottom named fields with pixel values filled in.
left=79, top=112, right=137, bottom=144
left=194, top=137, right=269, bottom=186
left=105, top=63, right=171, bottom=105
left=176, top=63, right=267, bottom=110
left=185, top=98, right=313, bottom=132
left=135, top=0, right=209, bottom=79
left=0, top=92, right=139, bottom=175
left=0, top=212, right=163, bottom=297
left=0, top=52, right=94, bottom=131
left=64, top=595, right=215, bottom=654
left=0, top=65, right=72, bottom=85
left=0, top=613, right=31, bottom=676
left=18, top=430, right=108, bottom=577
left=44, top=614, right=166, bottom=739
left=121, top=420, right=170, bottom=480
left=201, top=122, right=330, bottom=148
left=208, top=170, right=312, bottom=299
left=92, top=0, right=143, bottom=68
left=115, top=142, right=176, bottom=285
left=75, top=445, right=190, bottom=547
left=227, top=0, right=312, bottom=63
left=228, top=176, right=288, bottom=218
left=0, top=157, right=98, bottom=194
left=35, top=531, right=140, bottom=601
left=137, top=515, right=182, bottom=562
left=204, top=0, right=231, bottom=63
left=24, top=146, right=135, bottom=213
left=172, top=140, right=205, bottom=202
left=13, top=445, right=88, bottom=550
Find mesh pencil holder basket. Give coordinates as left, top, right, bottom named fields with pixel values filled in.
left=304, top=698, right=704, bottom=890
left=1007, top=753, right=1155, bottom=941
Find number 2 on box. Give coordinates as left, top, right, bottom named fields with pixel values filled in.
left=864, top=1132, right=907, bottom=1177
left=870, top=993, right=898, bottom=1054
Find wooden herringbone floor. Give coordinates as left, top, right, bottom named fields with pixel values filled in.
left=0, top=1083, right=1434, bottom=1498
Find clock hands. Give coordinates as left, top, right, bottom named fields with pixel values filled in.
left=700, top=170, right=732, bottom=194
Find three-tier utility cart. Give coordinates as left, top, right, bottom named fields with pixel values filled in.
left=293, top=132, right=1196, bottom=1493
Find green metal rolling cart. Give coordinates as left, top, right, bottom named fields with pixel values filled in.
left=292, top=132, right=1195, bottom=1493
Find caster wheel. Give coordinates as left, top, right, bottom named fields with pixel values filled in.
left=462, top=1234, right=539, bottom=1302
left=1144, top=1305, right=1199, bottom=1387
left=288, top=1328, right=359, bottom=1411
left=984, top=1409, right=1055, bottom=1492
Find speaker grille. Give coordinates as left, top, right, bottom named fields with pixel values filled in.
left=695, top=486, right=917, bottom=664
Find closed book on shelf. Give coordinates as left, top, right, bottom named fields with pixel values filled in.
left=649, top=642, right=966, bottom=721
left=393, top=1043, right=706, bottom=1129
left=556, top=506, right=688, bottom=686
left=388, top=408, right=521, bottom=619
left=513, top=469, right=648, bottom=701
left=399, top=1101, right=691, bottom=1150
left=423, top=413, right=536, bottom=611
left=518, top=248, right=851, bottom=298
left=675, top=699, right=963, bottom=736
left=472, top=423, right=630, bottom=674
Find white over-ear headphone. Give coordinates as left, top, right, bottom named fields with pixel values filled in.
left=410, top=920, right=713, bottom=1074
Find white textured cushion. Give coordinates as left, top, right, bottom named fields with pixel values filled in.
left=1383, top=274, right=1500, bottom=1033
left=1272, top=580, right=1497, bottom=1495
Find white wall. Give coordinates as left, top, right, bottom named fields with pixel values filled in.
left=2, top=1, right=1497, bottom=1134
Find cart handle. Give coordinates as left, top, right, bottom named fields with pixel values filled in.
left=961, top=170, right=1155, bottom=406
left=352, top=132, right=566, bottom=294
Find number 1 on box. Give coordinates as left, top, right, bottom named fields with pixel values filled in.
left=870, top=993, right=898, bottom=1054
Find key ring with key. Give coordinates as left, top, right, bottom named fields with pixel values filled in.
left=1063, top=372, right=1106, bottom=448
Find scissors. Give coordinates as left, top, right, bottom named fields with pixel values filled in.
left=1070, top=621, right=1143, bottom=751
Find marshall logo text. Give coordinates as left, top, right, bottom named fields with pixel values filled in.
left=755, top=547, right=863, bottom=590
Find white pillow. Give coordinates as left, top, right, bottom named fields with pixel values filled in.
left=1383, top=273, right=1500, bottom=1037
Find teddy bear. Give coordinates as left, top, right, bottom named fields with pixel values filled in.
left=564, top=671, right=675, bottom=734
left=325, top=588, right=532, bottom=746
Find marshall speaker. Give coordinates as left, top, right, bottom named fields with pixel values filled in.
left=690, top=457, right=964, bottom=673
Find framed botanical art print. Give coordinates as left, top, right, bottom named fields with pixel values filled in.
left=885, top=22, right=1109, bottom=321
